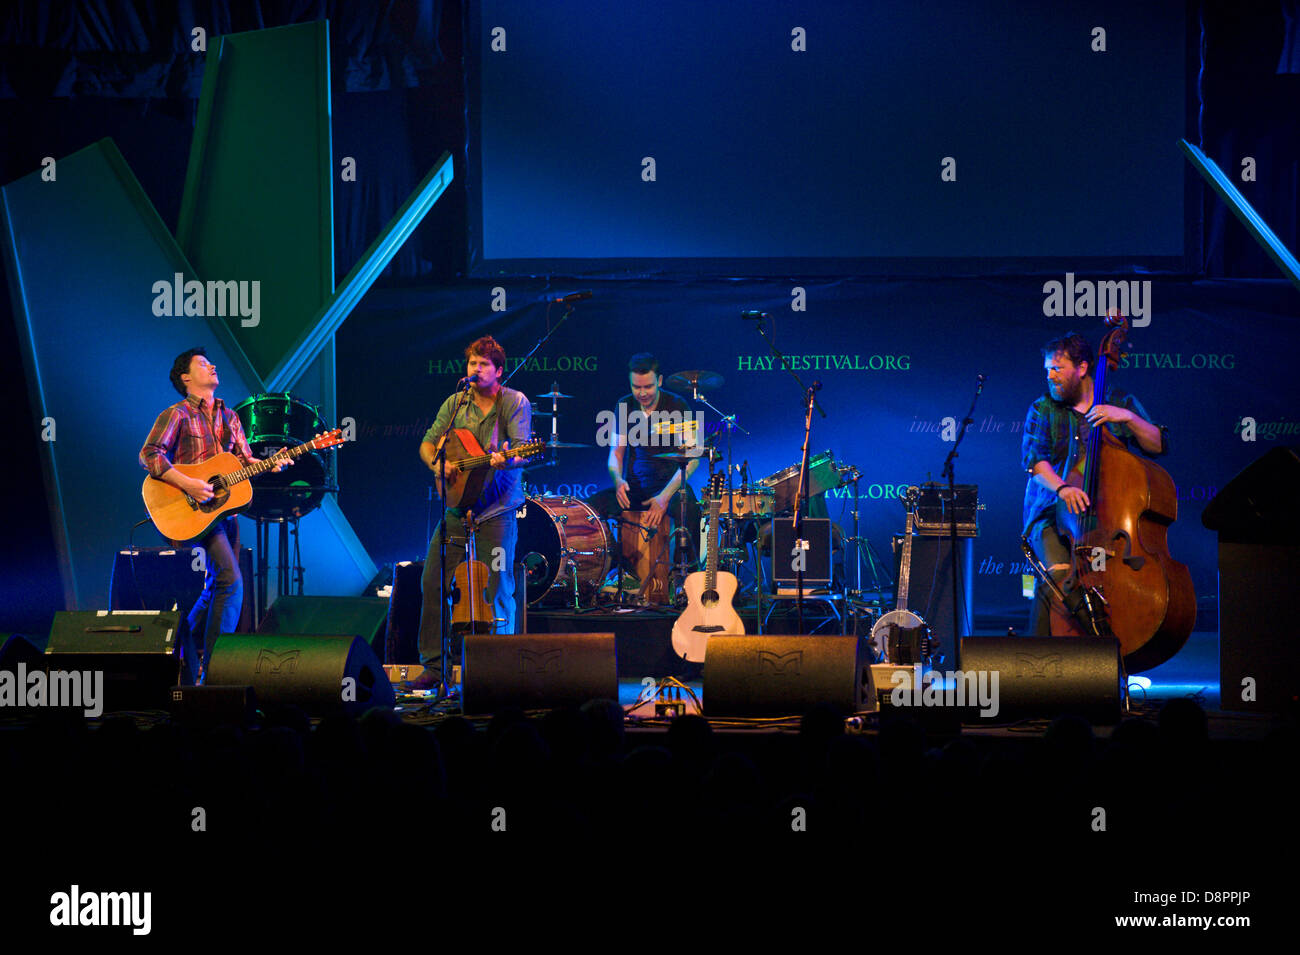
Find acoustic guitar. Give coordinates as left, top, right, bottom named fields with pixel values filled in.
left=431, top=429, right=546, bottom=509
left=142, top=429, right=344, bottom=542
left=672, top=473, right=744, bottom=663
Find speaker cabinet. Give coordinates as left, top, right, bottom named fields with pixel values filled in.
left=704, top=635, right=873, bottom=717
left=891, top=534, right=974, bottom=665
left=40, top=610, right=182, bottom=711
left=771, top=518, right=833, bottom=586
left=1203, top=447, right=1300, bottom=713
left=958, top=636, right=1123, bottom=724
left=461, top=633, right=617, bottom=715
left=206, top=633, right=395, bottom=715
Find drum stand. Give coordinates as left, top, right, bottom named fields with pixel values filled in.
left=253, top=516, right=305, bottom=625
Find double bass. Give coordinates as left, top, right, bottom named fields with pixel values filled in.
left=1044, top=313, right=1196, bottom=672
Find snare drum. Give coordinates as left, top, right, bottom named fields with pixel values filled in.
left=515, top=496, right=613, bottom=607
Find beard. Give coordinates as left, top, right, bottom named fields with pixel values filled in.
left=1050, top=377, right=1084, bottom=405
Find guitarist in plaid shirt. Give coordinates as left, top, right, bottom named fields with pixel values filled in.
left=139, top=347, right=291, bottom=682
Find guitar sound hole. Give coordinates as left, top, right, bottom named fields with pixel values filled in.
left=702, top=589, right=718, bottom=608
left=198, top=481, right=229, bottom=513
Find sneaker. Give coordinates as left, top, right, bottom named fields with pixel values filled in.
left=403, top=669, right=444, bottom=692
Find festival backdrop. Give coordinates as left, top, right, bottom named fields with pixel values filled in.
left=336, top=274, right=1300, bottom=635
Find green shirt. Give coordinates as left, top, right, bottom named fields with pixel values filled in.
left=423, top=386, right=531, bottom=521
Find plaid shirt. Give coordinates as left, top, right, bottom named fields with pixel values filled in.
left=1020, top=387, right=1168, bottom=534
left=140, top=393, right=255, bottom=478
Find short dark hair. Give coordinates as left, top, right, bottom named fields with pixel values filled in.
left=465, top=335, right=506, bottom=371
left=628, top=352, right=659, bottom=376
left=1042, top=333, right=1093, bottom=375
left=170, top=347, right=206, bottom=397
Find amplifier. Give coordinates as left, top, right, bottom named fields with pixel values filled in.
left=912, top=483, right=980, bottom=537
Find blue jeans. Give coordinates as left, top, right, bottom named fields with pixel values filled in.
left=185, top=516, right=242, bottom=681
left=417, top=509, right=518, bottom=676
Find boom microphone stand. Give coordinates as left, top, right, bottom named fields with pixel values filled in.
left=940, top=374, right=985, bottom=668
left=749, top=312, right=825, bottom=634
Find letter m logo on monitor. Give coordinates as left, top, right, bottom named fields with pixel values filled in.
left=518, top=648, right=563, bottom=674
left=255, top=648, right=302, bottom=675
left=756, top=650, right=803, bottom=676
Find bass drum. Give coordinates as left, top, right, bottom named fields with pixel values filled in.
left=515, top=496, right=612, bottom=607
left=234, top=393, right=332, bottom=520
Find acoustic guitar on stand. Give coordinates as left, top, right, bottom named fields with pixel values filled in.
left=142, top=429, right=345, bottom=542
left=672, top=473, right=744, bottom=663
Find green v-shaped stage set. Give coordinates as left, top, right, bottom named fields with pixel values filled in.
left=1, top=20, right=453, bottom=609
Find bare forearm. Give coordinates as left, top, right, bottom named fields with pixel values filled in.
left=1129, top=416, right=1163, bottom=454
left=1031, top=460, right=1067, bottom=494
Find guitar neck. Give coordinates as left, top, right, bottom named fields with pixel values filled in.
left=451, top=442, right=541, bottom=472
left=221, top=443, right=315, bottom=488
left=897, top=509, right=914, bottom=611
left=704, top=499, right=722, bottom=589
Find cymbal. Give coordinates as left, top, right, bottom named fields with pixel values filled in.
left=536, top=389, right=573, bottom=399
left=665, top=369, right=724, bottom=393
left=530, top=409, right=554, bottom=417
left=544, top=440, right=592, bottom=448
left=652, top=451, right=707, bottom=464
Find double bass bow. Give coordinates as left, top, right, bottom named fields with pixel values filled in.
left=1047, top=312, right=1196, bottom=672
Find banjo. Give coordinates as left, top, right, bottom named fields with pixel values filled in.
left=870, top=486, right=930, bottom=664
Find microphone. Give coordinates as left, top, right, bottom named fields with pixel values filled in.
left=549, top=290, right=593, bottom=304
left=740, top=310, right=771, bottom=320
left=978, top=374, right=987, bottom=383
left=457, top=373, right=480, bottom=390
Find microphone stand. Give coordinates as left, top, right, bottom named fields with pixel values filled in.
left=751, top=314, right=824, bottom=635
left=941, top=374, right=984, bottom=668
left=431, top=382, right=475, bottom=696
left=501, top=303, right=578, bottom=388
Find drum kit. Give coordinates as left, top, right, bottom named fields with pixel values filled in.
left=510, top=369, right=893, bottom=626
left=233, top=393, right=340, bottom=621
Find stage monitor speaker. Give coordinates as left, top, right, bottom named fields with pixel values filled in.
left=205, top=633, right=395, bottom=716
left=260, top=595, right=389, bottom=658
left=891, top=533, right=974, bottom=665
left=111, top=546, right=255, bottom=631
left=704, top=635, right=873, bottom=717
left=957, top=636, right=1123, bottom=725
left=42, top=610, right=182, bottom=711
left=461, top=633, right=617, bottom=715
